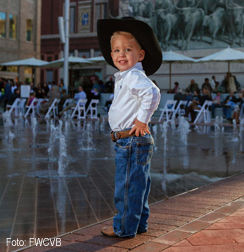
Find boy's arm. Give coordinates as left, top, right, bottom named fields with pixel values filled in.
left=128, top=73, right=161, bottom=136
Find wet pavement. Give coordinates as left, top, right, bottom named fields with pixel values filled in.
left=0, top=115, right=243, bottom=252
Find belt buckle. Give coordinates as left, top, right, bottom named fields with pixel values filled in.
left=111, top=131, right=117, bottom=142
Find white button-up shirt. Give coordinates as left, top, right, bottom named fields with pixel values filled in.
left=108, top=62, right=161, bottom=131
left=74, top=91, right=86, bottom=104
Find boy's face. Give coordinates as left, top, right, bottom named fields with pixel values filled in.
left=110, top=34, right=145, bottom=72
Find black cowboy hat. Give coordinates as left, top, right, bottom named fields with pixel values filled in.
left=97, top=17, right=162, bottom=76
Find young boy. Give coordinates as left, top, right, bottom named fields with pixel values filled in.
left=97, top=17, right=162, bottom=238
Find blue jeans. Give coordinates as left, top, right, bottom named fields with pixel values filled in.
left=211, top=103, right=222, bottom=118
left=223, top=101, right=236, bottom=119
left=113, top=134, right=154, bottom=238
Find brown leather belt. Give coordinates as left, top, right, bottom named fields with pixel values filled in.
left=111, top=129, right=136, bottom=142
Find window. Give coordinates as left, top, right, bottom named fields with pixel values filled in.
left=0, top=12, right=6, bottom=38
left=95, top=3, right=107, bottom=30
left=70, top=7, right=75, bottom=33
left=9, top=14, right=17, bottom=39
left=26, top=19, right=33, bottom=41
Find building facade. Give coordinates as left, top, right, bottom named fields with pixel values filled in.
left=41, top=0, right=244, bottom=91
left=0, top=0, right=42, bottom=84
left=41, top=0, right=118, bottom=86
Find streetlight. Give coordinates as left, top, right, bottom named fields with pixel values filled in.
left=58, top=0, right=70, bottom=90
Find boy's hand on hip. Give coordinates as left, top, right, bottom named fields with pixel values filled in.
left=129, top=119, right=150, bottom=137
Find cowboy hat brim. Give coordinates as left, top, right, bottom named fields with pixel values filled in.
left=97, top=18, right=162, bottom=76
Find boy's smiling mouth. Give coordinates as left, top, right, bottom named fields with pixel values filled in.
left=119, top=60, right=127, bottom=63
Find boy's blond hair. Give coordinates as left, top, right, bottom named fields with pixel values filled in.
left=110, top=31, right=142, bottom=49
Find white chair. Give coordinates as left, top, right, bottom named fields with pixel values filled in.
left=55, top=99, right=60, bottom=115
left=36, top=99, right=45, bottom=114
left=71, top=99, right=87, bottom=119
left=172, top=100, right=188, bottom=118
left=45, top=99, right=59, bottom=119
left=63, top=98, right=74, bottom=109
left=17, top=98, right=26, bottom=115
left=6, top=98, right=21, bottom=117
left=25, top=98, right=37, bottom=118
left=86, top=99, right=99, bottom=119
left=194, top=101, right=212, bottom=124
left=158, top=100, right=177, bottom=122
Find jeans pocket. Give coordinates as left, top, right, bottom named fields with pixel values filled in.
left=136, top=143, right=154, bottom=166
left=114, top=139, right=130, bottom=151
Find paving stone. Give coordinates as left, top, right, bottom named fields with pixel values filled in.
left=152, top=205, right=209, bottom=214
left=230, top=211, right=244, bottom=217
left=72, top=233, right=153, bottom=250
left=148, top=218, right=186, bottom=227
left=150, top=213, right=194, bottom=223
left=198, top=213, right=226, bottom=223
left=215, top=205, right=243, bottom=215
left=178, top=221, right=210, bottom=233
left=206, top=222, right=244, bottom=230
left=152, top=230, right=191, bottom=245
left=163, top=244, right=244, bottom=252
left=150, top=208, right=202, bottom=218
left=148, top=223, right=177, bottom=231
left=173, top=239, right=192, bottom=247
left=218, top=216, right=244, bottom=223
left=130, top=242, right=169, bottom=252
left=187, top=229, right=241, bottom=245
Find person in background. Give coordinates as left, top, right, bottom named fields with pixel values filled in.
left=211, top=91, right=223, bottom=118
left=222, top=91, right=238, bottom=121
left=91, top=87, right=100, bottom=101
left=103, top=93, right=114, bottom=112
left=185, top=89, right=202, bottom=122
left=26, top=90, right=36, bottom=106
left=201, top=78, right=212, bottom=93
left=92, top=80, right=101, bottom=93
left=38, top=85, right=60, bottom=117
left=48, top=82, right=52, bottom=90
left=221, top=72, right=239, bottom=93
left=29, top=82, right=34, bottom=91
left=58, top=89, right=69, bottom=113
left=233, top=75, right=241, bottom=91
left=105, top=77, right=114, bottom=93
left=42, top=82, right=50, bottom=97
left=186, top=79, right=199, bottom=93
left=7, top=88, right=20, bottom=106
left=185, top=88, right=193, bottom=106
left=211, top=75, right=218, bottom=90
left=4, top=79, right=12, bottom=111
left=35, top=87, right=44, bottom=99
left=59, top=82, right=67, bottom=95
left=11, top=82, right=17, bottom=94
left=174, top=88, right=186, bottom=108
left=168, top=82, right=179, bottom=93
left=98, top=80, right=105, bottom=93
left=231, top=89, right=244, bottom=124
left=58, top=86, right=86, bottom=118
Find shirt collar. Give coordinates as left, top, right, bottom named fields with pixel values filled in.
left=114, top=62, right=143, bottom=82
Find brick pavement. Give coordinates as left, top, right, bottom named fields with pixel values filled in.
left=22, top=173, right=244, bottom=252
